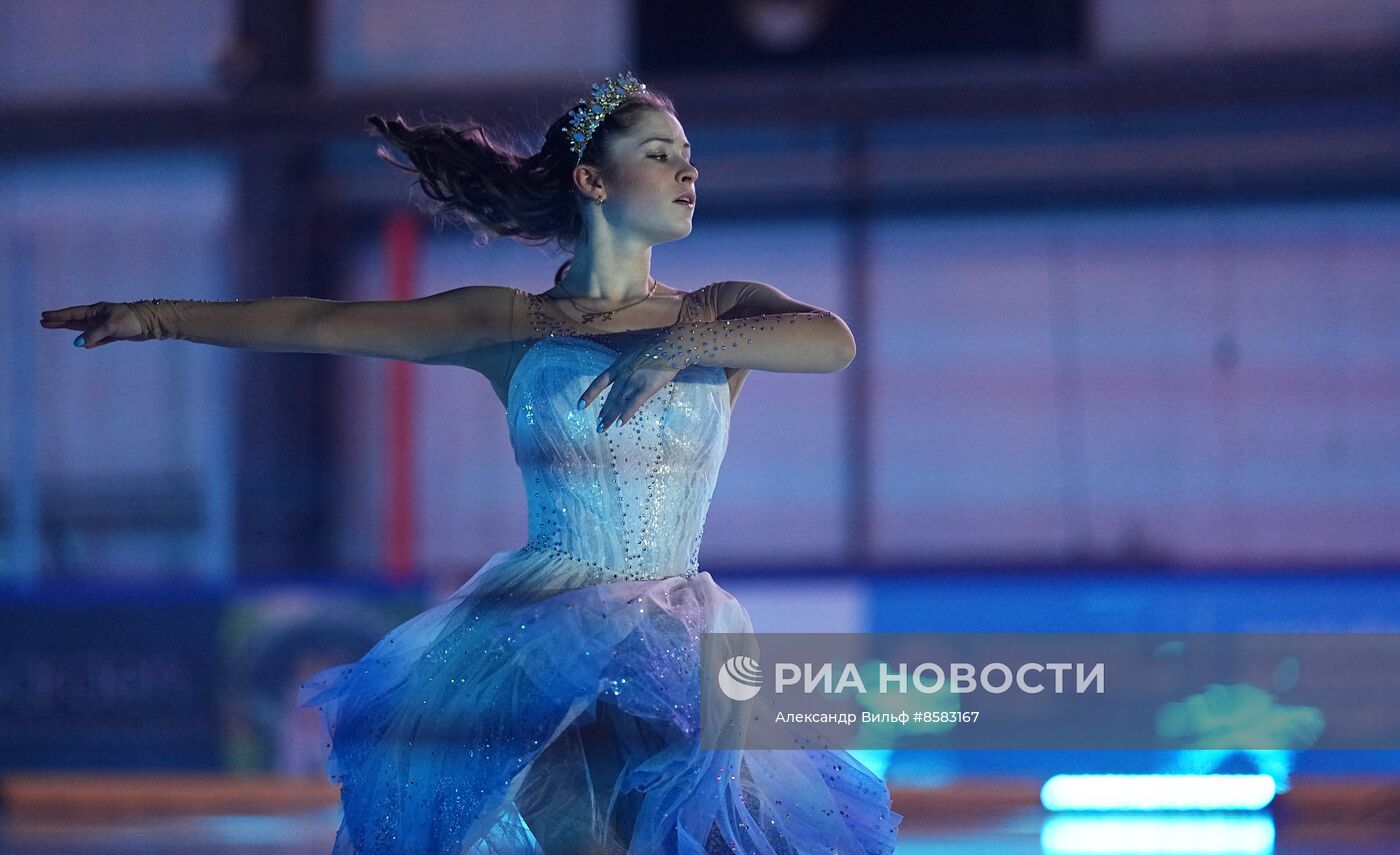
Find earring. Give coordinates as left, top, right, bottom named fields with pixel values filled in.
left=595, top=195, right=605, bottom=206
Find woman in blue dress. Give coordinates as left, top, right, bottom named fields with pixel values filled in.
left=40, top=72, right=900, bottom=854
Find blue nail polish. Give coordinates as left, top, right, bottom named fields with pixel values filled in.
left=577, top=399, right=586, bottom=410
left=597, top=417, right=605, bottom=432
left=74, top=336, right=85, bottom=347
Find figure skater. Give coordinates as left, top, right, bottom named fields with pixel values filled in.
left=40, top=71, right=901, bottom=855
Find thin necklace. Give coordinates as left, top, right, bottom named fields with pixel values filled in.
left=553, top=277, right=658, bottom=324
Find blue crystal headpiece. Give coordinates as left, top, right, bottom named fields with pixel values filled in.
left=564, top=71, right=647, bottom=162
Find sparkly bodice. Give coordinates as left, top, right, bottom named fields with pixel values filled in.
left=505, top=288, right=731, bottom=583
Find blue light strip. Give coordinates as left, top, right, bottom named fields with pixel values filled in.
left=1042, top=814, right=1275, bottom=853
left=1041, top=774, right=1276, bottom=811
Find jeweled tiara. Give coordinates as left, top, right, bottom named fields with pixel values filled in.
left=564, top=71, right=647, bottom=162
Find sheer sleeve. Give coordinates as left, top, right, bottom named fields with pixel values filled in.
left=693, top=282, right=721, bottom=323
left=496, top=288, right=533, bottom=402
left=692, top=283, right=751, bottom=405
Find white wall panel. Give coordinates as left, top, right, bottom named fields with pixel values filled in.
left=0, top=1, right=232, bottom=102
left=1092, top=0, right=1400, bottom=58
left=870, top=202, right=1400, bottom=566
left=323, top=0, right=630, bottom=87
left=870, top=217, right=1071, bottom=560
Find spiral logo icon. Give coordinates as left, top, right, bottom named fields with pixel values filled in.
left=717, top=655, right=762, bottom=701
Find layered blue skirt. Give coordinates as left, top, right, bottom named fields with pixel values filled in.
left=299, top=547, right=901, bottom=854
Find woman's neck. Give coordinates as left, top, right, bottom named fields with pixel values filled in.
left=557, top=240, right=655, bottom=302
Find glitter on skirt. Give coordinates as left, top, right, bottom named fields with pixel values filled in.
left=298, top=286, right=901, bottom=854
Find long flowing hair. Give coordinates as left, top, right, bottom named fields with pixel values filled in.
left=367, top=84, right=678, bottom=269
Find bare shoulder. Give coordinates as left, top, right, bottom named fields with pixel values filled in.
left=709, top=280, right=829, bottom=319
left=415, top=284, right=525, bottom=340
left=428, top=283, right=523, bottom=315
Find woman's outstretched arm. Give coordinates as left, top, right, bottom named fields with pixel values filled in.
left=580, top=280, right=856, bottom=429
left=661, top=279, right=856, bottom=373
left=40, top=286, right=516, bottom=365
left=297, top=285, right=515, bottom=364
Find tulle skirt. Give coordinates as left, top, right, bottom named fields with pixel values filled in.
left=298, top=545, right=901, bottom=854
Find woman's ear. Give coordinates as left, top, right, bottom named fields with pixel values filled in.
left=572, top=163, right=604, bottom=198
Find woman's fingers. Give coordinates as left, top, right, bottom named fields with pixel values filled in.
left=40, top=302, right=142, bottom=348
left=586, top=339, right=680, bottom=431
left=38, top=304, right=94, bottom=330
left=616, top=396, right=646, bottom=427
left=596, top=378, right=630, bottom=432
left=599, top=375, right=673, bottom=431
left=618, top=380, right=661, bottom=426
left=597, top=393, right=627, bottom=432
left=597, top=377, right=642, bottom=432
left=579, top=367, right=616, bottom=411
left=584, top=356, right=635, bottom=431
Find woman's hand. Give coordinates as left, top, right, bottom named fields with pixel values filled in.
left=39, top=301, right=150, bottom=349
left=579, top=332, right=685, bottom=432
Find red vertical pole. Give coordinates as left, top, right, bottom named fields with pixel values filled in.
left=383, top=211, right=419, bottom=585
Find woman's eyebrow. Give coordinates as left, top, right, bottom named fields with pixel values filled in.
left=637, top=137, right=691, bottom=149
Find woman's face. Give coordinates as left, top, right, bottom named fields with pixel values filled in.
left=592, top=109, right=699, bottom=245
